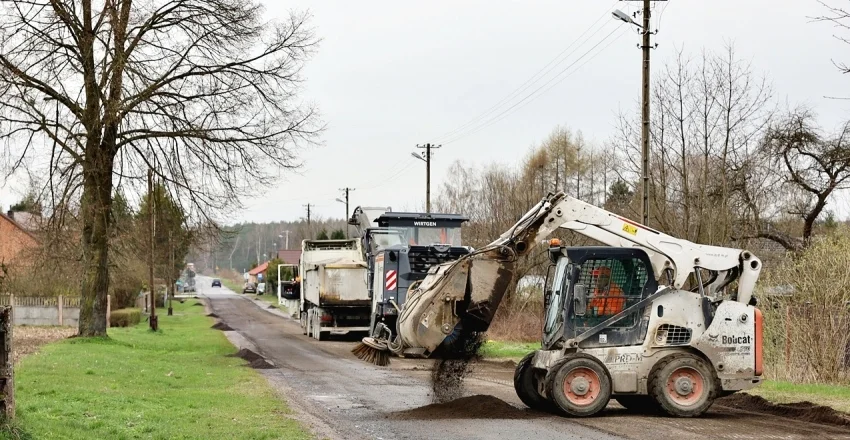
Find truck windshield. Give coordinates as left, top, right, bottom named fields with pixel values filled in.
left=397, top=226, right=462, bottom=246
left=544, top=258, right=570, bottom=334
left=370, top=231, right=405, bottom=250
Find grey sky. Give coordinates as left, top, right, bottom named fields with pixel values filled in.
left=2, top=1, right=848, bottom=223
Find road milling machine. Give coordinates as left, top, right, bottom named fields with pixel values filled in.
left=358, top=191, right=764, bottom=418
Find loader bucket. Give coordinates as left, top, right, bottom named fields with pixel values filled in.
left=394, top=192, right=568, bottom=357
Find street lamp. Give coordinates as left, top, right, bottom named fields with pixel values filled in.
left=279, top=231, right=290, bottom=250
left=613, top=5, right=652, bottom=225
left=411, top=152, right=425, bottom=162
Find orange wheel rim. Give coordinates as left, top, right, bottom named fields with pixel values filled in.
left=564, top=367, right=601, bottom=406
left=666, top=367, right=705, bottom=406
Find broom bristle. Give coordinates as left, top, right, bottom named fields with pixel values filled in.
left=351, top=341, right=391, bottom=366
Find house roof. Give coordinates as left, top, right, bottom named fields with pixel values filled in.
left=248, top=262, right=269, bottom=276
left=277, top=250, right=302, bottom=265
left=0, top=211, right=38, bottom=242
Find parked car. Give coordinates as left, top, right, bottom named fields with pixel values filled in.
left=242, top=282, right=257, bottom=294
left=211, top=279, right=222, bottom=287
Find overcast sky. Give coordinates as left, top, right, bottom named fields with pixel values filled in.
left=2, top=0, right=849, bottom=223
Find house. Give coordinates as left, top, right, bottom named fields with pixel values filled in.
left=0, top=212, right=38, bottom=270
left=247, top=261, right=269, bottom=285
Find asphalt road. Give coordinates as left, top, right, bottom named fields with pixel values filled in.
left=197, top=276, right=850, bottom=440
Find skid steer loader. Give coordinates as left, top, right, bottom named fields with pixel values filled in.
left=361, top=191, right=764, bottom=417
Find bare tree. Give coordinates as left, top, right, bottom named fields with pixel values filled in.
left=0, top=1, right=321, bottom=336
left=756, top=109, right=850, bottom=250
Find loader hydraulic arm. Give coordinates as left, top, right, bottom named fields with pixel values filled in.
left=376, top=191, right=761, bottom=358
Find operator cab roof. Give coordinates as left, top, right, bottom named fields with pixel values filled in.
left=375, top=212, right=468, bottom=227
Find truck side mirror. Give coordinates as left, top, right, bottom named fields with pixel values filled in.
left=574, top=283, right=587, bottom=317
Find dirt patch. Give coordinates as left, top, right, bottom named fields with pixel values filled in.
left=211, top=322, right=233, bottom=331
left=249, top=357, right=275, bottom=369
left=718, top=393, right=850, bottom=426
left=390, top=395, right=540, bottom=420
left=229, top=348, right=262, bottom=362
left=13, top=326, right=77, bottom=364
left=206, top=313, right=219, bottom=318
left=267, top=304, right=277, bottom=309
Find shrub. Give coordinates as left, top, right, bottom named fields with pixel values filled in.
left=110, top=308, right=141, bottom=327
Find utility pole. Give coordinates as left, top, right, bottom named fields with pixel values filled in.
left=613, top=2, right=655, bottom=225
left=640, top=0, right=651, bottom=225
left=147, top=169, right=158, bottom=331
left=413, top=143, right=441, bottom=213
left=279, top=231, right=290, bottom=250
left=168, top=229, right=174, bottom=316
left=303, top=204, right=312, bottom=238
left=337, top=188, right=355, bottom=237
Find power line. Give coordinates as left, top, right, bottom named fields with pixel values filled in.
left=431, top=1, right=620, bottom=144
left=441, top=26, right=628, bottom=145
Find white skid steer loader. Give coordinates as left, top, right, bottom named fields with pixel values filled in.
left=360, top=191, right=764, bottom=417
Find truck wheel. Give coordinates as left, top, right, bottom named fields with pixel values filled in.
left=547, top=355, right=611, bottom=417
left=649, top=353, right=718, bottom=417
left=614, top=395, right=660, bottom=413
left=514, top=351, right=555, bottom=412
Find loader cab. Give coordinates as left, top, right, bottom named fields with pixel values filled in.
left=543, top=245, right=658, bottom=350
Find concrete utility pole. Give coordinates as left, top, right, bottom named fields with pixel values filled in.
left=147, top=169, right=158, bottom=331
left=413, top=143, right=441, bottom=213
left=303, top=204, right=312, bottom=238
left=279, top=231, right=290, bottom=250
left=336, top=188, right=355, bottom=237
left=640, top=0, right=651, bottom=225
left=613, top=1, right=656, bottom=225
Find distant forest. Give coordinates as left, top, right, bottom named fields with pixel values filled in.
left=188, top=217, right=348, bottom=274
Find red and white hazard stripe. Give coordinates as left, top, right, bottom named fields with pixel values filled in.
left=385, top=270, right=397, bottom=291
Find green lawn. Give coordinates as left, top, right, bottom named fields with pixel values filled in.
left=3, top=301, right=311, bottom=440
left=746, top=380, right=850, bottom=413
left=479, top=340, right=540, bottom=359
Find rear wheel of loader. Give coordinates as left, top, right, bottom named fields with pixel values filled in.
left=514, top=352, right=555, bottom=413
left=649, top=353, right=718, bottom=417
left=547, top=355, right=611, bottom=417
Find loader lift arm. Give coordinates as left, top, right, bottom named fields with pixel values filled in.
left=376, top=191, right=761, bottom=357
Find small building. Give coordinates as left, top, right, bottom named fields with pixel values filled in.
left=247, top=262, right=269, bottom=285
left=0, top=211, right=38, bottom=271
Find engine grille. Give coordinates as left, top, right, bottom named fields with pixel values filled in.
left=407, top=246, right=469, bottom=278
left=655, top=324, right=692, bottom=346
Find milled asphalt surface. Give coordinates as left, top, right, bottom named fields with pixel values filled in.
left=197, top=276, right=850, bottom=440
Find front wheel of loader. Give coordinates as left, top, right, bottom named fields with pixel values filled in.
left=547, top=355, right=611, bottom=417
left=514, top=352, right=555, bottom=413
left=649, top=353, right=718, bottom=417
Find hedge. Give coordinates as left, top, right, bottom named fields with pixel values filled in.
left=110, top=308, right=141, bottom=327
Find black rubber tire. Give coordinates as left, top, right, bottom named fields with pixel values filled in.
left=514, top=352, right=555, bottom=412
left=649, top=353, right=718, bottom=417
left=614, top=395, right=660, bottom=413
left=547, top=354, right=612, bottom=417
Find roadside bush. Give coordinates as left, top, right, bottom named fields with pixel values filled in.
left=110, top=308, right=141, bottom=327
left=486, top=288, right=544, bottom=342
left=760, top=228, right=850, bottom=384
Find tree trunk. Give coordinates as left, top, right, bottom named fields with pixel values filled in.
left=78, top=147, right=113, bottom=337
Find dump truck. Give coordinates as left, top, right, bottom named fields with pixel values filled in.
left=299, top=239, right=371, bottom=340
left=359, top=191, right=764, bottom=418
left=348, top=206, right=470, bottom=344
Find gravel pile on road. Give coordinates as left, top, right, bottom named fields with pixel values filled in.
left=248, top=358, right=275, bottom=369
left=13, top=326, right=77, bottom=364
left=391, top=395, right=540, bottom=420
left=430, top=329, right=484, bottom=403
left=229, top=348, right=275, bottom=369
left=192, top=302, right=204, bottom=307
left=718, top=393, right=850, bottom=426
left=206, top=313, right=219, bottom=318
left=211, top=322, right=234, bottom=331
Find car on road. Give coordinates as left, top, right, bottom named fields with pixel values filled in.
left=242, top=282, right=257, bottom=294
left=211, top=279, right=222, bottom=287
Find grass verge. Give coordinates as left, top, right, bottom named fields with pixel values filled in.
left=746, top=380, right=850, bottom=413
left=4, top=300, right=311, bottom=440
left=479, top=340, right=539, bottom=359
